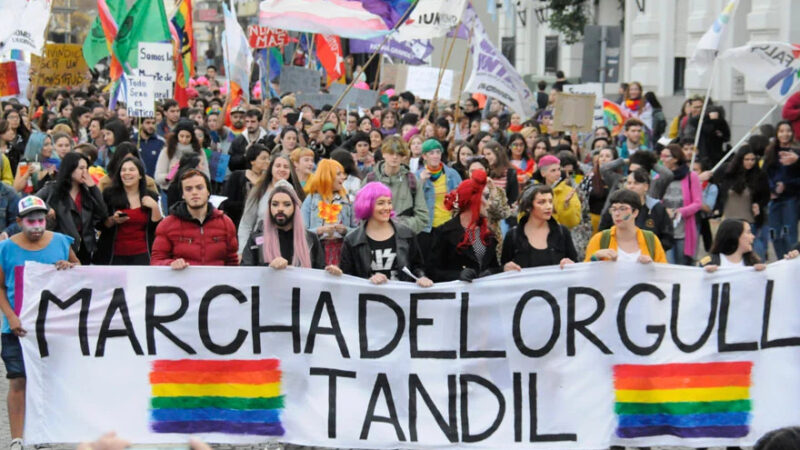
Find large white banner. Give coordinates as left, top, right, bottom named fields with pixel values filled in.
left=19, top=261, right=800, bottom=448
left=463, top=7, right=535, bottom=119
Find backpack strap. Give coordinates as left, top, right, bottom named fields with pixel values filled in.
left=365, top=171, right=377, bottom=183
left=599, top=229, right=612, bottom=250
left=641, top=230, right=656, bottom=259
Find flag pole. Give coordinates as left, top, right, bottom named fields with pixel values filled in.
left=710, top=103, right=778, bottom=172
left=327, top=4, right=416, bottom=114
left=426, top=21, right=461, bottom=120
left=690, top=58, right=717, bottom=169
left=453, top=27, right=473, bottom=126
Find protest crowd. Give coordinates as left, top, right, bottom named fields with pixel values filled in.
left=0, top=0, right=799, bottom=449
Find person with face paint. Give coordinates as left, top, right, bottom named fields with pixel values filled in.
left=427, top=170, right=501, bottom=282
left=241, top=180, right=325, bottom=269
left=502, top=185, right=577, bottom=270
left=330, top=182, right=433, bottom=287
left=584, top=189, right=667, bottom=263
left=0, top=196, right=79, bottom=449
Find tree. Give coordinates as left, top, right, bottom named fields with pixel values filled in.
left=546, top=0, right=590, bottom=45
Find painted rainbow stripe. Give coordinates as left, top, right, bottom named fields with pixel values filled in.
left=603, top=99, right=629, bottom=135
left=149, top=359, right=284, bottom=436
left=613, top=362, right=752, bottom=439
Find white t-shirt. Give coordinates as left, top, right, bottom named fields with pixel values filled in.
left=617, top=247, right=641, bottom=262
left=720, top=254, right=745, bottom=268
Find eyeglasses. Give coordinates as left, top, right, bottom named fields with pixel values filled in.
left=610, top=206, right=633, bottom=215
left=511, top=142, right=524, bottom=147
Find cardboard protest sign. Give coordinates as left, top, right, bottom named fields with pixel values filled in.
left=382, top=64, right=459, bottom=101
left=137, top=42, right=175, bottom=102
left=29, top=44, right=90, bottom=88
left=0, top=62, right=20, bottom=97
left=552, top=92, right=596, bottom=133
left=296, top=92, right=336, bottom=109
left=247, top=25, right=289, bottom=49
left=327, top=83, right=379, bottom=109
left=125, top=75, right=155, bottom=118
left=564, top=83, right=604, bottom=128
left=19, top=261, right=800, bottom=448
left=278, top=66, right=321, bottom=95
left=0, top=60, right=30, bottom=105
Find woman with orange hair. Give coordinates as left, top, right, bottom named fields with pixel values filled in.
left=426, top=169, right=502, bottom=282
left=301, top=158, right=356, bottom=265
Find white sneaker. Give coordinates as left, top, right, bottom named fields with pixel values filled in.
left=9, top=438, right=23, bottom=450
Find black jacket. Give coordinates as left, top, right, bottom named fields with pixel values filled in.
left=339, top=221, right=426, bottom=281
left=220, top=170, right=251, bottom=228
left=241, top=221, right=325, bottom=269
left=501, top=216, right=577, bottom=268
left=36, top=182, right=109, bottom=255
left=93, top=190, right=160, bottom=264
left=427, top=216, right=501, bottom=282
left=697, top=252, right=758, bottom=268
left=599, top=197, right=674, bottom=251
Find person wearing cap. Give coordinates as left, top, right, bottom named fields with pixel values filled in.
left=229, top=109, right=267, bottom=172
left=533, top=154, right=582, bottom=229
left=310, top=123, right=340, bottom=160
left=0, top=195, right=79, bottom=449
left=427, top=170, right=501, bottom=282
left=417, top=138, right=462, bottom=231
left=228, top=104, right=246, bottom=135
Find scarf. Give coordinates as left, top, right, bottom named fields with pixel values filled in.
left=427, top=163, right=444, bottom=182
left=625, top=98, right=642, bottom=112
left=672, top=164, right=690, bottom=181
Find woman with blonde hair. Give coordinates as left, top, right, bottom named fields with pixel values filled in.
left=300, top=158, right=356, bottom=265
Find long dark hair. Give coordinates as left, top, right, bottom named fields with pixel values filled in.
left=105, top=157, right=154, bottom=211
left=247, top=153, right=304, bottom=208
left=764, top=120, right=796, bottom=168
left=165, top=129, right=201, bottom=160
left=103, top=119, right=129, bottom=147
left=483, top=140, right=512, bottom=178
left=507, top=132, right=529, bottom=162
left=53, top=152, right=89, bottom=199
left=4, top=108, right=29, bottom=140
left=330, top=148, right=361, bottom=179
left=724, top=145, right=761, bottom=194
left=710, top=219, right=760, bottom=266
left=106, top=142, right=140, bottom=178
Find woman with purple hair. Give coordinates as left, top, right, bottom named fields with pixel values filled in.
left=241, top=180, right=325, bottom=269
left=328, top=182, right=433, bottom=286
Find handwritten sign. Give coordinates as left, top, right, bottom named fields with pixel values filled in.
left=247, top=26, right=289, bottom=49
left=137, top=42, right=175, bottom=102
left=30, top=44, right=90, bottom=88
left=0, top=62, right=20, bottom=97
left=125, top=75, right=155, bottom=118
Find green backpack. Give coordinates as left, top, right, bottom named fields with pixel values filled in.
left=599, top=229, right=656, bottom=259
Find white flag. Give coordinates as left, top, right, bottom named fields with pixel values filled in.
left=463, top=7, right=535, bottom=119
left=0, top=0, right=52, bottom=55
left=690, top=0, right=738, bottom=72
left=720, top=42, right=800, bottom=102
left=395, top=0, right=468, bottom=41
left=223, top=2, right=254, bottom=103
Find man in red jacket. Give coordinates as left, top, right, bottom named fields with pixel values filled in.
left=151, top=169, right=239, bottom=269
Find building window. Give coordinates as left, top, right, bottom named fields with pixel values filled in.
left=674, top=57, right=686, bottom=94
left=545, top=36, right=559, bottom=74
left=501, top=37, right=516, bottom=67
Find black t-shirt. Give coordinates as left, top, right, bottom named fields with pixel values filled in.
left=368, top=235, right=397, bottom=279
left=277, top=228, right=294, bottom=263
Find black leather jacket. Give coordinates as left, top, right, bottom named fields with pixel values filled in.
left=339, top=220, right=426, bottom=281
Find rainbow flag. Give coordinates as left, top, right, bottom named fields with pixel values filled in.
left=613, top=361, right=752, bottom=439
left=171, top=0, right=195, bottom=86
left=97, top=0, right=123, bottom=83
left=603, top=99, right=629, bottom=136
left=149, top=359, right=285, bottom=436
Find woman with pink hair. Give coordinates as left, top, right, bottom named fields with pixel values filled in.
left=326, top=182, right=433, bottom=287
left=241, top=180, right=325, bottom=269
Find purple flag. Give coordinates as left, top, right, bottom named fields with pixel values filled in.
left=349, top=37, right=433, bottom=65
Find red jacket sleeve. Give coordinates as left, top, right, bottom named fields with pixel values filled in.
left=150, top=218, right=176, bottom=265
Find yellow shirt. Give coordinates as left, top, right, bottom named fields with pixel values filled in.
left=584, top=226, right=667, bottom=263
left=432, top=174, right=450, bottom=227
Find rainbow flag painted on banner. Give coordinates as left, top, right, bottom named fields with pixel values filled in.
left=614, top=362, right=752, bottom=439
left=149, top=359, right=284, bottom=436
left=603, top=99, right=629, bottom=135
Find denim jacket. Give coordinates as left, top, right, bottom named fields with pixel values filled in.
left=0, top=184, right=20, bottom=235
left=416, top=165, right=461, bottom=231
left=300, top=192, right=357, bottom=239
